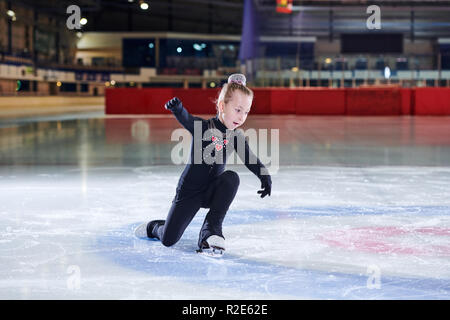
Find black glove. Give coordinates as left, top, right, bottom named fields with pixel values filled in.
left=257, top=174, right=272, bottom=198
left=165, top=97, right=182, bottom=111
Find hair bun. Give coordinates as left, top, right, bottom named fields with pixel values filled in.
left=228, top=73, right=246, bottom=86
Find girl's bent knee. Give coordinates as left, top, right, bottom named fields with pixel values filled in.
left=161, top=237, right=178, bottom=247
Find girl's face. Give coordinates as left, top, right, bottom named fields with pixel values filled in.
left=218, top=91, right=252, bottom=130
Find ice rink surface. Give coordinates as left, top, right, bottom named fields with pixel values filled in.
left=1, top=111, right=449, bottom=299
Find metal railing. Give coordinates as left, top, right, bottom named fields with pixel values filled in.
left=251, top=53, right=450, bottom=87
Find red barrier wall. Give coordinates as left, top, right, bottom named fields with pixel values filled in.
left=268, top=88, right=297, bottom=114
left=297, top=89, right=346, bottom=115
left=172, top=88, right=218, bottom=114
left=414, top=88, right=450, bottom=115
left=105, top=87, right=450, bottom=116
left=105, top=88, right=174, bottom=114
left=346, top=88, right=402, bottom=115
left=252, top=89, right=272, bottom=114
left=400, top=88, right=412, bottom=115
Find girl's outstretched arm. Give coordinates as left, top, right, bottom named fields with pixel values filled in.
left=233, top=131, right=272, bottom=198
left=165, top=97, right=202, bottom=135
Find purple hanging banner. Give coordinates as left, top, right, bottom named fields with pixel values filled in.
left=239, top=0, right=259, bottom=62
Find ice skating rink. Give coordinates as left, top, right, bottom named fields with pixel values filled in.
left=1, top=108, right=449, bottom=299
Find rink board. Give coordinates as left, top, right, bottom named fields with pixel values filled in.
left=105, top=87, right=450, bottom=116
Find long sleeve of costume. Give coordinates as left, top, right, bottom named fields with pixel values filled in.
left=233, top=130, right=268, bottom=180
left=171, top=103, right=202, bottom=135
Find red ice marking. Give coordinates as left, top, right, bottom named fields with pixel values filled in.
left=318, top=226, right=450, bottom=257
left=415, top=227, right=450, bottom=236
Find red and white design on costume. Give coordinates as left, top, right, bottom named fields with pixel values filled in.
left=211, top=136, right=228, bottom=152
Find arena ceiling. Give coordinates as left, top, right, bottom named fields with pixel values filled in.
left=8, top=0, right=450, bottom=36
left=13, top=0, right=450, bottom=14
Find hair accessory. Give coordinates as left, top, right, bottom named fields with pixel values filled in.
left=228, top=73, right=246, bottom=86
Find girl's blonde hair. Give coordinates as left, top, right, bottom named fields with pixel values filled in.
left=215, top=74, right=254, bottom=114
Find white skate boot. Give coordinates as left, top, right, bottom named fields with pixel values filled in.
left=134, top=220, right=164, bottom=239
left=197, top=235, right=225, bottom=257
left=134, top=223, right=148, bottom=239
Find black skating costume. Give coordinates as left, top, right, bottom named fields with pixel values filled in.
left=147, top=99, right=271, bottom=249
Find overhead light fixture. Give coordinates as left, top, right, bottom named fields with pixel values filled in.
left=7, top=10, right=16, bottom=21
left=384, top=66, right=391, bottom=79
left=140, top=1, right=149, bottom=10
left=80, top=18, right=88, bottom=25
left=176, top=47, right=182, bottom=53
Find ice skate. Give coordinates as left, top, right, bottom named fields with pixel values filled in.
left=134, top=223, right=148, bottom=239
left=197, top=235, right=225, bottom=258
left=134, top=220, right=164, bottom=239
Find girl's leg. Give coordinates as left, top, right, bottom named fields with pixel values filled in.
left=198, top=170, right=240, bottom=248
left=149, top=193, right=202, bottom=247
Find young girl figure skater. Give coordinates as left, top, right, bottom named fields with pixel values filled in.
left=135, top=74, right=272, bottom=256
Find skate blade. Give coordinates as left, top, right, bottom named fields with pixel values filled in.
left=196, top=246, right=224, bottom=258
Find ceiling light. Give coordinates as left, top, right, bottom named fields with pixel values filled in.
left=140, top=2, right=149, bottom=10
left=384, top=66, right=391, bottom=79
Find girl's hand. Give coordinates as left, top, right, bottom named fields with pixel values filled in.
left=165, top=97, right=182, bottom=111
left=257, top=175, right=272, bottom=198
